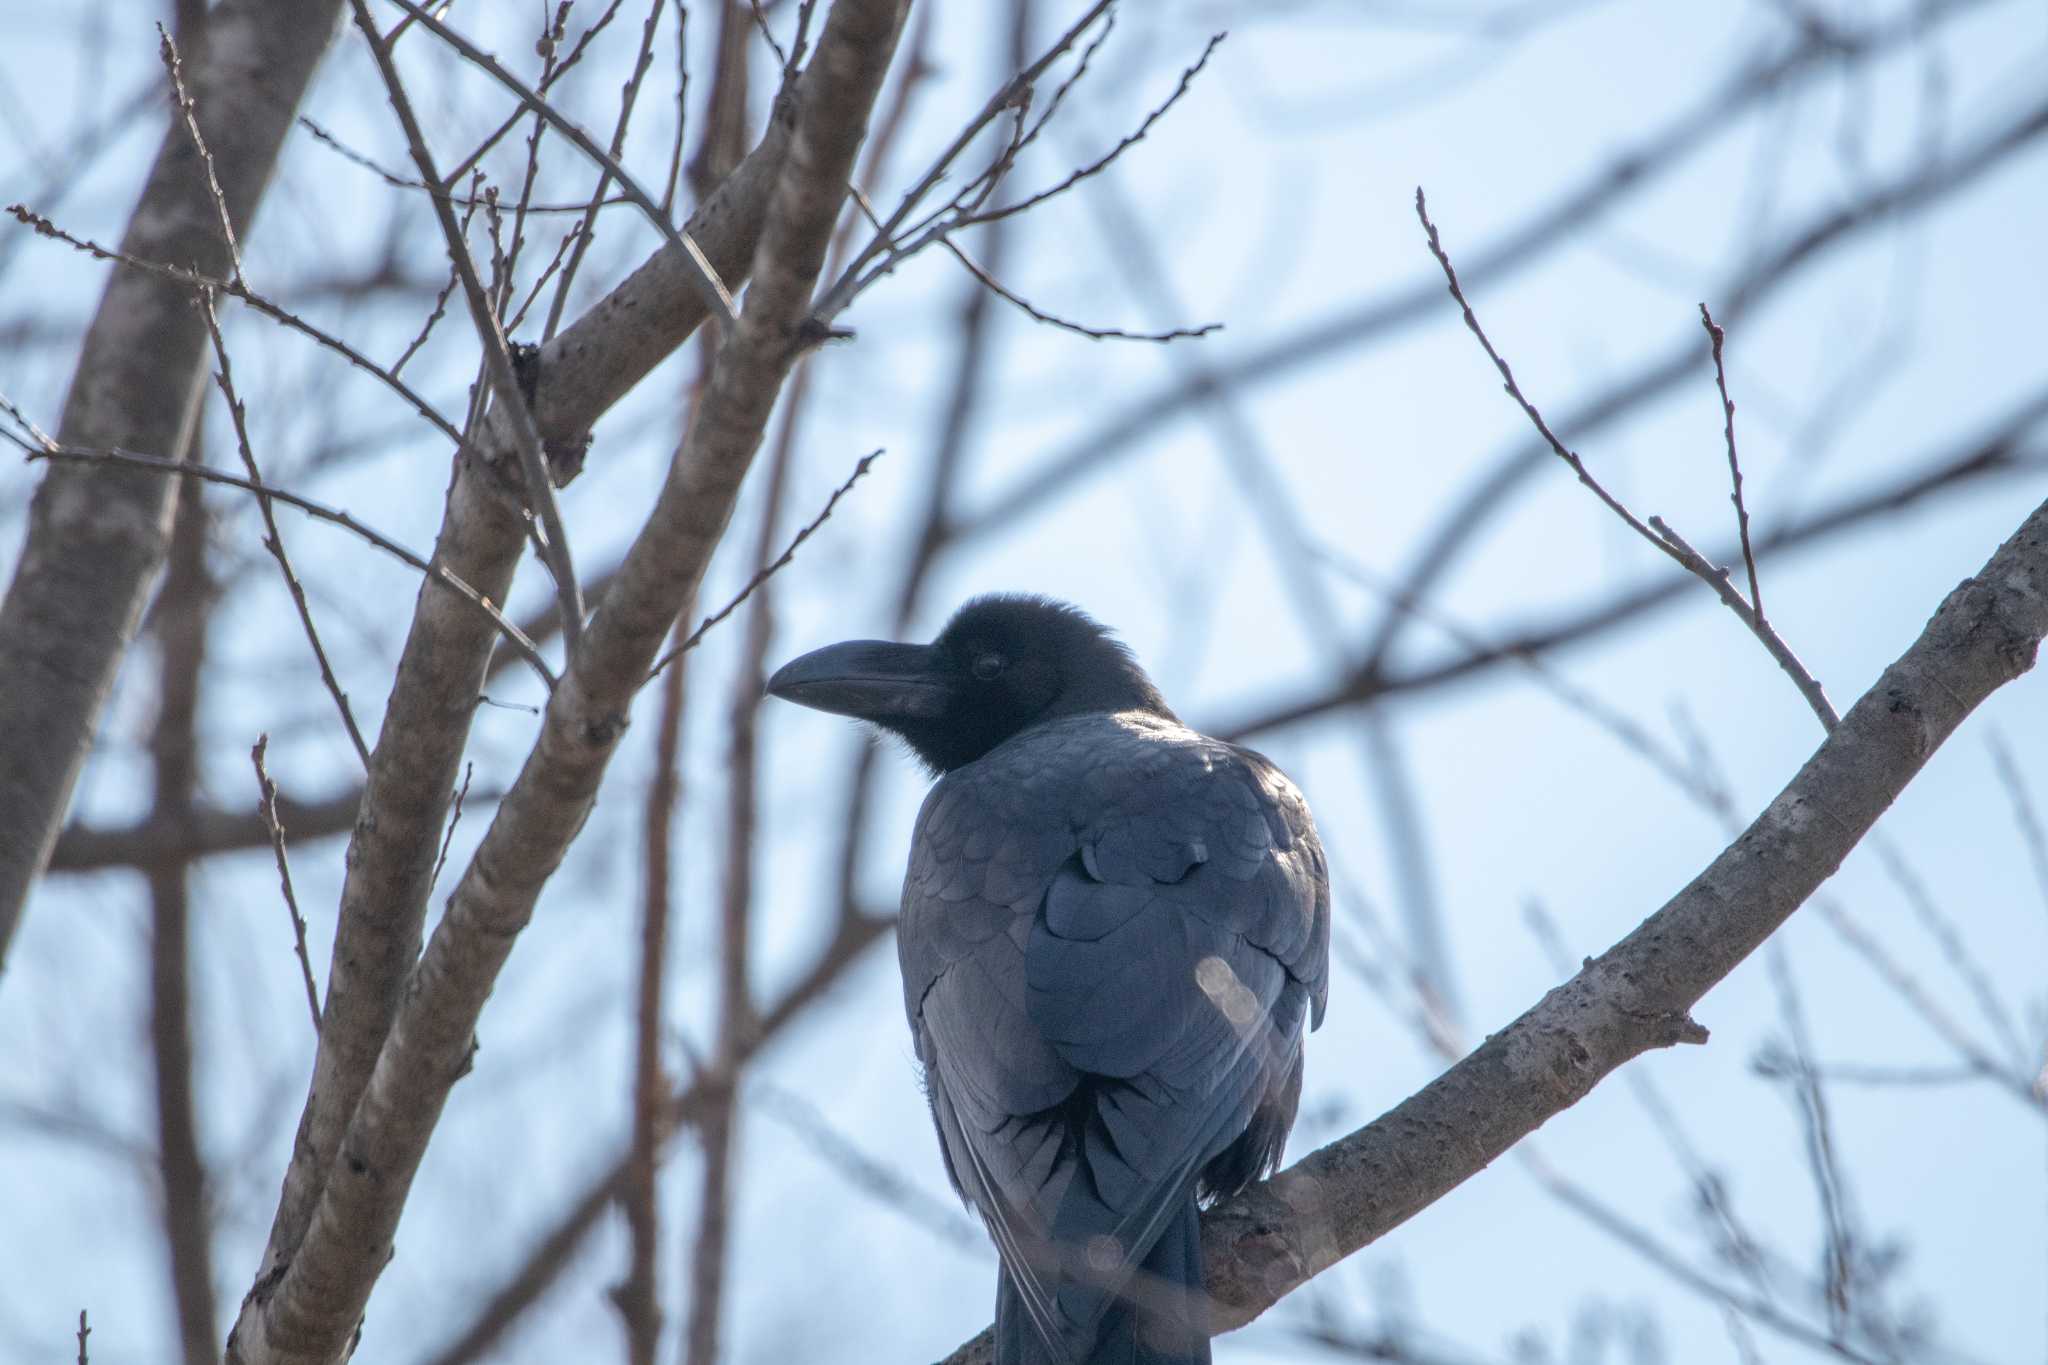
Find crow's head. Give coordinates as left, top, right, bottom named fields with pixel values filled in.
left=766, top=594, right=1175, bottom=773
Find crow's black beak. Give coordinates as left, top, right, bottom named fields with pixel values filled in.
left=765, top=640, right=955, bottom=721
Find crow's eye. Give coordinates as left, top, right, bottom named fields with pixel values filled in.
left=970, top=651, right=1006, bottom=681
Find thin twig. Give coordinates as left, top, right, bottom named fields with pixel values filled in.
left=960, top=32, right=1225, bottom=230
left=960, top=8, right=1114, bottom=213
left=8, top=205, right=464, bottom=447
left=542, top=0, right=671, bottom=341
left=1764, top=947, right=1857, bottom=1337
left=745, top=0, right=788, bottom=69
left=845, top=158, right=1218, bottom=347
left=1815, top=897, right=2040, bottom=1111
left=879, top=10, right=1095, bottom=246
left=960, top=94, right=1033, bottom=226
left=1987, top=730, right=2048, bottom=922
left=814, top=0, right=1116, bottom=321
left=1701, top=303, right=1764, bottom=619
left=25, top=444, right=555, bottom=687
left=1869, top=831, right=2034, bottom=1072
left=1646, top=516, right=1839, bottom=729
left=617, top=606, right=687, bottom=1365
left=1416, top=190, right=1701, bottom=543
left=660, top=0, right=690, bottom=215
left=393, top=176, right=480, bottom=376
left=252, top=737, right=323, bottom=1034
left=1753, top=1052, right=1987, bottom=1089
left=938, top=231, right=1219, bottom=343
left=445, top=0, right=636, bottom=184
left=378, top=0, right=738, bottom=326
left=146, top=475, right=219, bottom=1365
left=157, top=27, right=243, bottom=286
left=1310, top=541, right=1727, bottom=813
left=781, top=0, right=824, bottom=96
left=429, top=762, right=475, bottom=894
left=199, top=292, right=371, bottom=768
left=648, top=449, right=881, bottom=680
left=0, top=392, right=55, bottom=450
left=505, top=221, right=585, bottom=335
left=1414, top=187, right=1840, bottom=732
left=349, top=0, right=588, bottom=652
left=829, top=19, right=1208, bottom=316
left=495, top=6, right=565, bottom=320
left=298, top=116, right=629, bottom=213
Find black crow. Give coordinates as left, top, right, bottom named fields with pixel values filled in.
left=767, top=595, right=1329, bottom=1364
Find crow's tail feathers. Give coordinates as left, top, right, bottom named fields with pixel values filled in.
left=1102, top=1196, right=1209, bottom=1364
left=992, top=1199, right=1210, bottom=1365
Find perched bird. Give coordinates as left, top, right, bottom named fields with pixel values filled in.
left=767, top=595, right=1329, bottom=1364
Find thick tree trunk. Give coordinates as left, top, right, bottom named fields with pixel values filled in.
left=0, top=0, right=345, bottom=970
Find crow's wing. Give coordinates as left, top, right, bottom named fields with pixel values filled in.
left=899, top=713, right=1328, bottom=1357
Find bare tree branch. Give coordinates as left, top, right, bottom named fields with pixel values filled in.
left=956, top=30, right=2045, bottom=557
left=1418, top=187, right=1841, bottom=726
left=1988, top=730, right=2048, bottom=922
left=252, top=738, right=324, bottom=1036
left=1700, top=303, right=1763, bottom=621
left=648, top=448, right=880, bottom=680
left=148, top=476, right=220, bottom=1365
left=379, top=0, right=739, bottom=327
left=201, top=293, right=371, bottom=767
left=157, top=27, right=244, bottom=289
left=813, top=0, right=1113, bottom=321
left=51, top=788, right=399, bottom=875
left=4, top=205, right=465, bottom=447
left=234, top=90, right=796, bottom=1342
left=226, top=3, right=910, bottom=1358
left=1215, top=384, right=2048, bottom=739
left=350, top=0, right=588, bottom=653
left=541, top=0, right=672, bottom=342
left=614, top=597, right=688, bottom=1365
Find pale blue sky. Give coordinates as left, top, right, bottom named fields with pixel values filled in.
left=2, top=2, right=2044, bottom=1362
